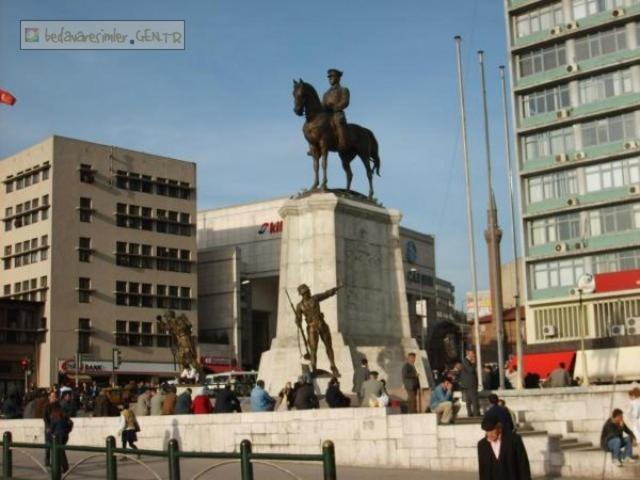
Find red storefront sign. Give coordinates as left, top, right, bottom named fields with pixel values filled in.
left=594, top=269, right=640, bottom=293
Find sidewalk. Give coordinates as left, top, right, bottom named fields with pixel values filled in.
left=7, top=450, right=598, bottom=479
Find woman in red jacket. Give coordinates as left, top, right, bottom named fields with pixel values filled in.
left=192, top=391, right=213, bottom=414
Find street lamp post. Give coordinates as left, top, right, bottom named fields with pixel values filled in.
left=410, top=268, right=426, bottom=350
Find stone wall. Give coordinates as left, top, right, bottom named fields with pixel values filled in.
left=0, top=408, right=553, bottom=476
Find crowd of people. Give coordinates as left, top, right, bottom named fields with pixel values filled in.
left=2, top=352, right=640, bottom=477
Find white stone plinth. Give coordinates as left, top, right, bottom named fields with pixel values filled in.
left=258, top=193, right=428, bottom=394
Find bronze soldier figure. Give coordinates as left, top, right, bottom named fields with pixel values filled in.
left=156, top=311, right=201, bottom=373
left=295, top=284, right=340, bottom=376
left=322, top=69, right=350, bottom=151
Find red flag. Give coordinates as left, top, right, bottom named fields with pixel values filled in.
left=0, top=89, right=16, bottom=106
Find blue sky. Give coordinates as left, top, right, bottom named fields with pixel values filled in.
left=0, top=0, right=518, bottom=309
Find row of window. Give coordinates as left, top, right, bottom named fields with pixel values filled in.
left=116, top=242, right=192, bottom=272
left=522, top=67, right=634, bottom=118
left=3, top=235, right=49, bottom=270
left=514, top=0, right=639, bottom=39
left=115, top=281, right=192, bottom=310
left=529, top=201, right=640, bottom=246
left=115, top=170, right=192, bottom=199
left=4, top=163, right=50, bottom=194
left=531, top=248, right=640, bottom=290
left=115, top=202, right=192, bottom=236
left=3, top=195, right=50, bottom=231
left=2, top=276, right=48, bottom=302
left=115, top=320, right=171, bottom=348
left=518, top=24, right=638, bottom=78
left=523, top=111, right=637, bottom=161
left=528, top=156, right=640, bottom=204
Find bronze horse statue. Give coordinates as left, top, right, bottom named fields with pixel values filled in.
left=292, top=79, right=381, bottom=199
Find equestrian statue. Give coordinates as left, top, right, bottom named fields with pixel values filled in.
left=292, top=69, right=381, bottom=200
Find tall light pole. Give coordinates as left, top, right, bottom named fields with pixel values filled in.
left=499, top=65, right=523, bottom=390
left=479, top=50, right=506, bottom=390
left=409, top=268, right=426, bottom=351
left=454, top=36, right=483, bottom=388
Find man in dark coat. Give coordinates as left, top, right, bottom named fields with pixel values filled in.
left=352, top=357, right=370, bottom=406
left=213, top=384, right=242, bottom=413
left=478, top=414, right=531, bottom=480
left=401, top=353, right=420, bottom=413
left=460, top=348, right=480, bottom=417
left=600, top=408, right=636, bottom=466
left=484, top=394, right=515, bottom=432
left=326, top=377, right=351, bottom=408
left=293, top=379, right=319, bottom=410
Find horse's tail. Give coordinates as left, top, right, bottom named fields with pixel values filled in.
left=367, top=129, right=381, bottom=176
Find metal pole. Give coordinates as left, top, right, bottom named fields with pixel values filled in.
left=322, top=440, right=337, bottom=480
left=106, top=435, right=117, bottom=480
left=51, top=435, right=61, bottom=480
left=168, top=438, right=181, bottom=480
left=2, top=431, right=12, bottom=479
left=240, top=439, right=254, bottom=480
left=420, top=274, right=426, bottom=351
left=578, top=290, right=590, bottom=386
left=478, top=50, right=506, bottom=390
left=499, top=65, right=523, bottom=390
left=454, top=35, right=483, bottom=387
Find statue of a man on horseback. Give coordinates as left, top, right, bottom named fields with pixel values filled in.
left=293, top=69, right=381, bottom=200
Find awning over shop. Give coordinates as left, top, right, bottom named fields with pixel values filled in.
left=521, top=351, right=576, bottom=378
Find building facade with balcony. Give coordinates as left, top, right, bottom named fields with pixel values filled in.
left=0, top=136, right=197, bottom=386
left=504, top=0, right=640, bottom=369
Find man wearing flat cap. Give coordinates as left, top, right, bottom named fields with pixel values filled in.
left=322, top=68, right=350, bottom=151
left=477, top=414, right=531, bottom=480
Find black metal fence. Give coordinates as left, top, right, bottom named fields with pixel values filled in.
left=1, top=431, right=337, bottom=480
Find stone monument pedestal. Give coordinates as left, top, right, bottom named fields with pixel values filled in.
left=258, top=193, right=429, bottom=395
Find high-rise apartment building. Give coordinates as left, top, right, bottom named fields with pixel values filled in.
left=0, top=136, right=197, bottom=386
left=504, top=0, right=640, bottom=347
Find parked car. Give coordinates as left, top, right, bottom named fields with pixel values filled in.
left=203, top=371, right=257, bottom=397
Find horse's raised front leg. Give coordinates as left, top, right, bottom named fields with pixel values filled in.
left=310, top=153, right=319, bottom=191
left=320, top=148, right=329, bottom=190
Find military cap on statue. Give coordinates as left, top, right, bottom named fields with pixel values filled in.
left=327, top=68, right=343, bottom=78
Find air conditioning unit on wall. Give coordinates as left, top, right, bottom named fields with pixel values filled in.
left=566, top=21, right=579, bottom=30
left=610, top=324, right=626, bottom=336
left=542, top=325, right=557, bottom=337
left=555, top=242, right=568, bottom=252
left=612, top=8, right=625, bottom=17
left=625, top=317, right=639, bottom=335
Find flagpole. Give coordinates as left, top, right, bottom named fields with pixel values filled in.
left=454, top=36, right=483, bottom=388
left=499, top=66, right=524, bottom=390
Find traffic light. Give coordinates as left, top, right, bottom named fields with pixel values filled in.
left=20, top=357, right=31, bottom=371
left=112, top=348, right=122, bottom=370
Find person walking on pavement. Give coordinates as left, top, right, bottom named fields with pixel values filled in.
left=460, top=347, right=480, bottom=417
left=48, top=404, right=73, bottom=474
left=402, top=353, right=420, bottom=413
left=118, top=402, right=140, bottom=460
left=478, top=413, right=531, bottom=480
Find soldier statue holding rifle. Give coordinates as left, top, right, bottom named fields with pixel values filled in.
left=290, top=283, right=341, bottom=377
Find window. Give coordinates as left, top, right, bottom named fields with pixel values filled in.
left=532, top=257, right=585, bottom=290
left=522, top=84, right=571, bottom=118
left=115, top=320, right=127, bottom=346
left=581, top=112, right=636, bottom=148
left=42, top=168, right=49, bottom=181
left=588, top=203, right=640, bottom=236
left=78, top=277, right=91, bottom=303
left=524, top=126, right=575, bottom=161
left=574, top=26, right=627, bottom=62
left=5, top=181, right=13, bottom=193
left=79, top=164, right=95, bottom=183
left=78, top=237, right=91, bottom=262
left=115, top=281, right=127, bottom=305
left=518, top=43, right=566, bottom=78
left=578, top=69, right=633, bottom=105
left=594, top=248, right=640, bottom=273
left=515, top=2, right=563, bottom=38
left=585, top=157, right=640, bottom=192
left=572, top=0, right=637, bottom=20
left=79, top=197, right=92, bottom=223
left=78, top=318, right=91, bottom=354
left=3, top=285, right=10, bottom=296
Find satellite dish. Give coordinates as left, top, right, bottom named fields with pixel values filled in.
left=577, top=273, right=595, bottom=294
